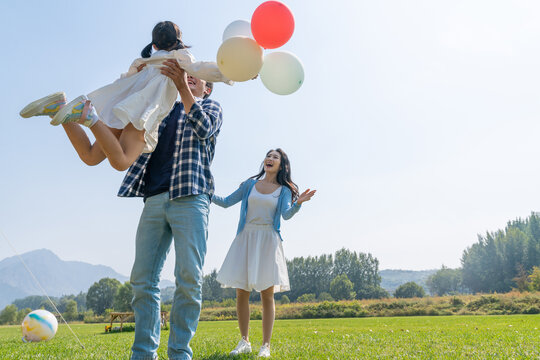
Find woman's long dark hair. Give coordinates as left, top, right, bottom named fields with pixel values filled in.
left=250, top=148, right=299, bottom=202
left=141, top=21, right=190, bottom=58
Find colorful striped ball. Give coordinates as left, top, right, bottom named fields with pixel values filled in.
left=21, top=309, right=58, bottom=342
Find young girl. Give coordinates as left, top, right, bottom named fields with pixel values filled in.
left=19, top=21, right=231, bottom=170
left=212, top=148, right=316, bottom=358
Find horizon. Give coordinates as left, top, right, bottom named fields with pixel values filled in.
left=0, top=247, right=440, bottom=281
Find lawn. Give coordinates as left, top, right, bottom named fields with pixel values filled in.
left=0, top=315, right=538, bottom=359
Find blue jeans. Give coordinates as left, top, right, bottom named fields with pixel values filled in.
left=130, top=193, right=210, bottom=360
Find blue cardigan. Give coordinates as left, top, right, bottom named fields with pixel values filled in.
left=211, top=178, right=301, bottom=240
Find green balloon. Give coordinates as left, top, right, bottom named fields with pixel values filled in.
left=260, top=51, right=304, bottom=95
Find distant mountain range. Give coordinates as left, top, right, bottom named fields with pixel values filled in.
left=0, top=249, right=174, bottom=309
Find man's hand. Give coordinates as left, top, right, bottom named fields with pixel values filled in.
left=161, top=59, right=188, bottom=92
left=161, top=59, right=196, bottom=112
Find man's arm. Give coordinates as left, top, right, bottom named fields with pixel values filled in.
left=160, top=59, right=196, bottom=112
left=161, top=59, right=223, bottom=140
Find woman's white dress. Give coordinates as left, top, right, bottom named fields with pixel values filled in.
left=87, top=49, right=232, bottom=153
left=217, top=186, right=290, bottom=293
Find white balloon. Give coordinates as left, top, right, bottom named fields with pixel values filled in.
left=222, top=20, right=253, bottom=42
left=21, top=309, right=58, bottom=342
left=260, top=51, right=304, bottom=95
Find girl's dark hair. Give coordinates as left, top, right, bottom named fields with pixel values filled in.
left=141, top=21, right=190, bottom=58
left=250, top=148, right=299, bottom=202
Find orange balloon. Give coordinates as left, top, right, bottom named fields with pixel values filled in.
left=251, top=1, right=295, bottom=49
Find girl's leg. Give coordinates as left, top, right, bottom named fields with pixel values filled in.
left=88, top=120, right=145, bottom=171
left=261, top=286, right=275, bottom=346
left=236, top=288, right=251, bottom=340
left=61, top=122, right=120, bottom=166
left=56, top=98, right=146, bottom=171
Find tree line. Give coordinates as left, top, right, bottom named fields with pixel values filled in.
left=0, top=279, right=133, bottom=325
left=422, top=213, right=540, bottom=296
left=461, top=213, right=540, bottom=293
left=202, top=248, right=388, bottom=302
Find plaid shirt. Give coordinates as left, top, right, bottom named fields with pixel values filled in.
left=118, top=98, right=223, bottom=199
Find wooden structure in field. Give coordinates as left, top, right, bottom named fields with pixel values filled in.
left=106, top=311, right=169, bottom=332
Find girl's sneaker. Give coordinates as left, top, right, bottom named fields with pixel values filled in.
left=230, top=337, right=252, bottom=355
left=19, top=92, right=67, bottom=118
left=258, top=343, right=271, bottom=358
left=50, top=95, right=99, bottom=127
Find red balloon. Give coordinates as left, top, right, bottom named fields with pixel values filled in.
left=251, top=1, right=295, bottom=49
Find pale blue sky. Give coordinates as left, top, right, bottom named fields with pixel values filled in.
left=2, top=0, right=540, bottom=281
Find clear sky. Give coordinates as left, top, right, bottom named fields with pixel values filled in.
left=2, top=0, right=540, bottom=282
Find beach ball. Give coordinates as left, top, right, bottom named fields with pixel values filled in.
left=217, top=37, right=263, bottom=82
left=223, top=20, right=253, bottom=42
left=260, top=51, right=304, bottom=95
left=21, top=309, right=58, bottom=342
left=251, top=1, right=295, bottom=49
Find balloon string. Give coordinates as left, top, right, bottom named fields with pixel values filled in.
left=0, top=229, right=85, bottom=349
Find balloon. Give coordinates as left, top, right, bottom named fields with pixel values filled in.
left=222, top=20, right=253, bottom=42
left=21, top=310, right=58, bottom=343
left=217, top=37, right=263, bottom=82
left=260, top=51, right=304, bottom=95
left=251, top=1, right=295, bottom=49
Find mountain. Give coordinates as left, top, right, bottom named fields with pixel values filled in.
left=379, top=269, right=438, bottom=295
left=0, top=249, right=173, bottom=309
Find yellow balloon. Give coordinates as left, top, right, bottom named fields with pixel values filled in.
left=217, top=37, right=263, bottom=82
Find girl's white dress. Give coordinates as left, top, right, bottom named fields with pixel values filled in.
left=87, top=49, right=231, bottom=153
left=217, top=186, right=290, bottom=293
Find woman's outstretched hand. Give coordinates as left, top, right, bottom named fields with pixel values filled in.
left=297, top=189, right=316, bottom=205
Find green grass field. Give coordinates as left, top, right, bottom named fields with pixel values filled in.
left=1, top=315, right=539, bottom=359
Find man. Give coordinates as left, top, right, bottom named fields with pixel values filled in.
left=118, top=59, right=222, bottom=360
left=19, top=58, right=222, bottom=359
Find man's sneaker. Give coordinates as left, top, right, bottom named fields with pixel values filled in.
left=19, top=92, right=67, bottom=118
left=258, top=343, right=271, bottom=358
left=229, top=337, right=252, bottom=355
left=50, top=95, right=99, bottom=127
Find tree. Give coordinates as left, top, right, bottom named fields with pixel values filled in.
left=202, top=270, right=225, bottom=302
left=513, top=264, right=531, bottom=292
left=461, top=213, right=540, bottom=293
left=333, top=248, right=385, bottom=299
left=329, top=274, right=356, bottom=300
left=114, top=282, right=134, bottom=312
left=0, top=305, right=18, bottom=325
left=287, top=254, right=334, bottom=301
left=528, top=266, right=540, bottom=291
left=426, top=266, right=463, bottom=296
left=74, top=292, right=87, bottom=312
left=394, top=282, right=425, bottom=298
left=279, top=295, right=290, bottom=304
left=63, top=300, right=78, bottom=321
left=86, top=278, right=121, bottom=315
left=16, top=308, right=31, bottom=324
left=13, top=295, right=53, bottom=311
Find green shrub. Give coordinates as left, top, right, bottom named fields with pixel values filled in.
left=318, top=292, right=334, bottom=302
left=250, top=309, right=262, bottom=320
left=297, top=293, right=317, bottom=303
left=524, top=306, right=540, bottom=314
left=394, top=282, right=425, bottom=299
left=450, top=297, right=465, bottom=307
